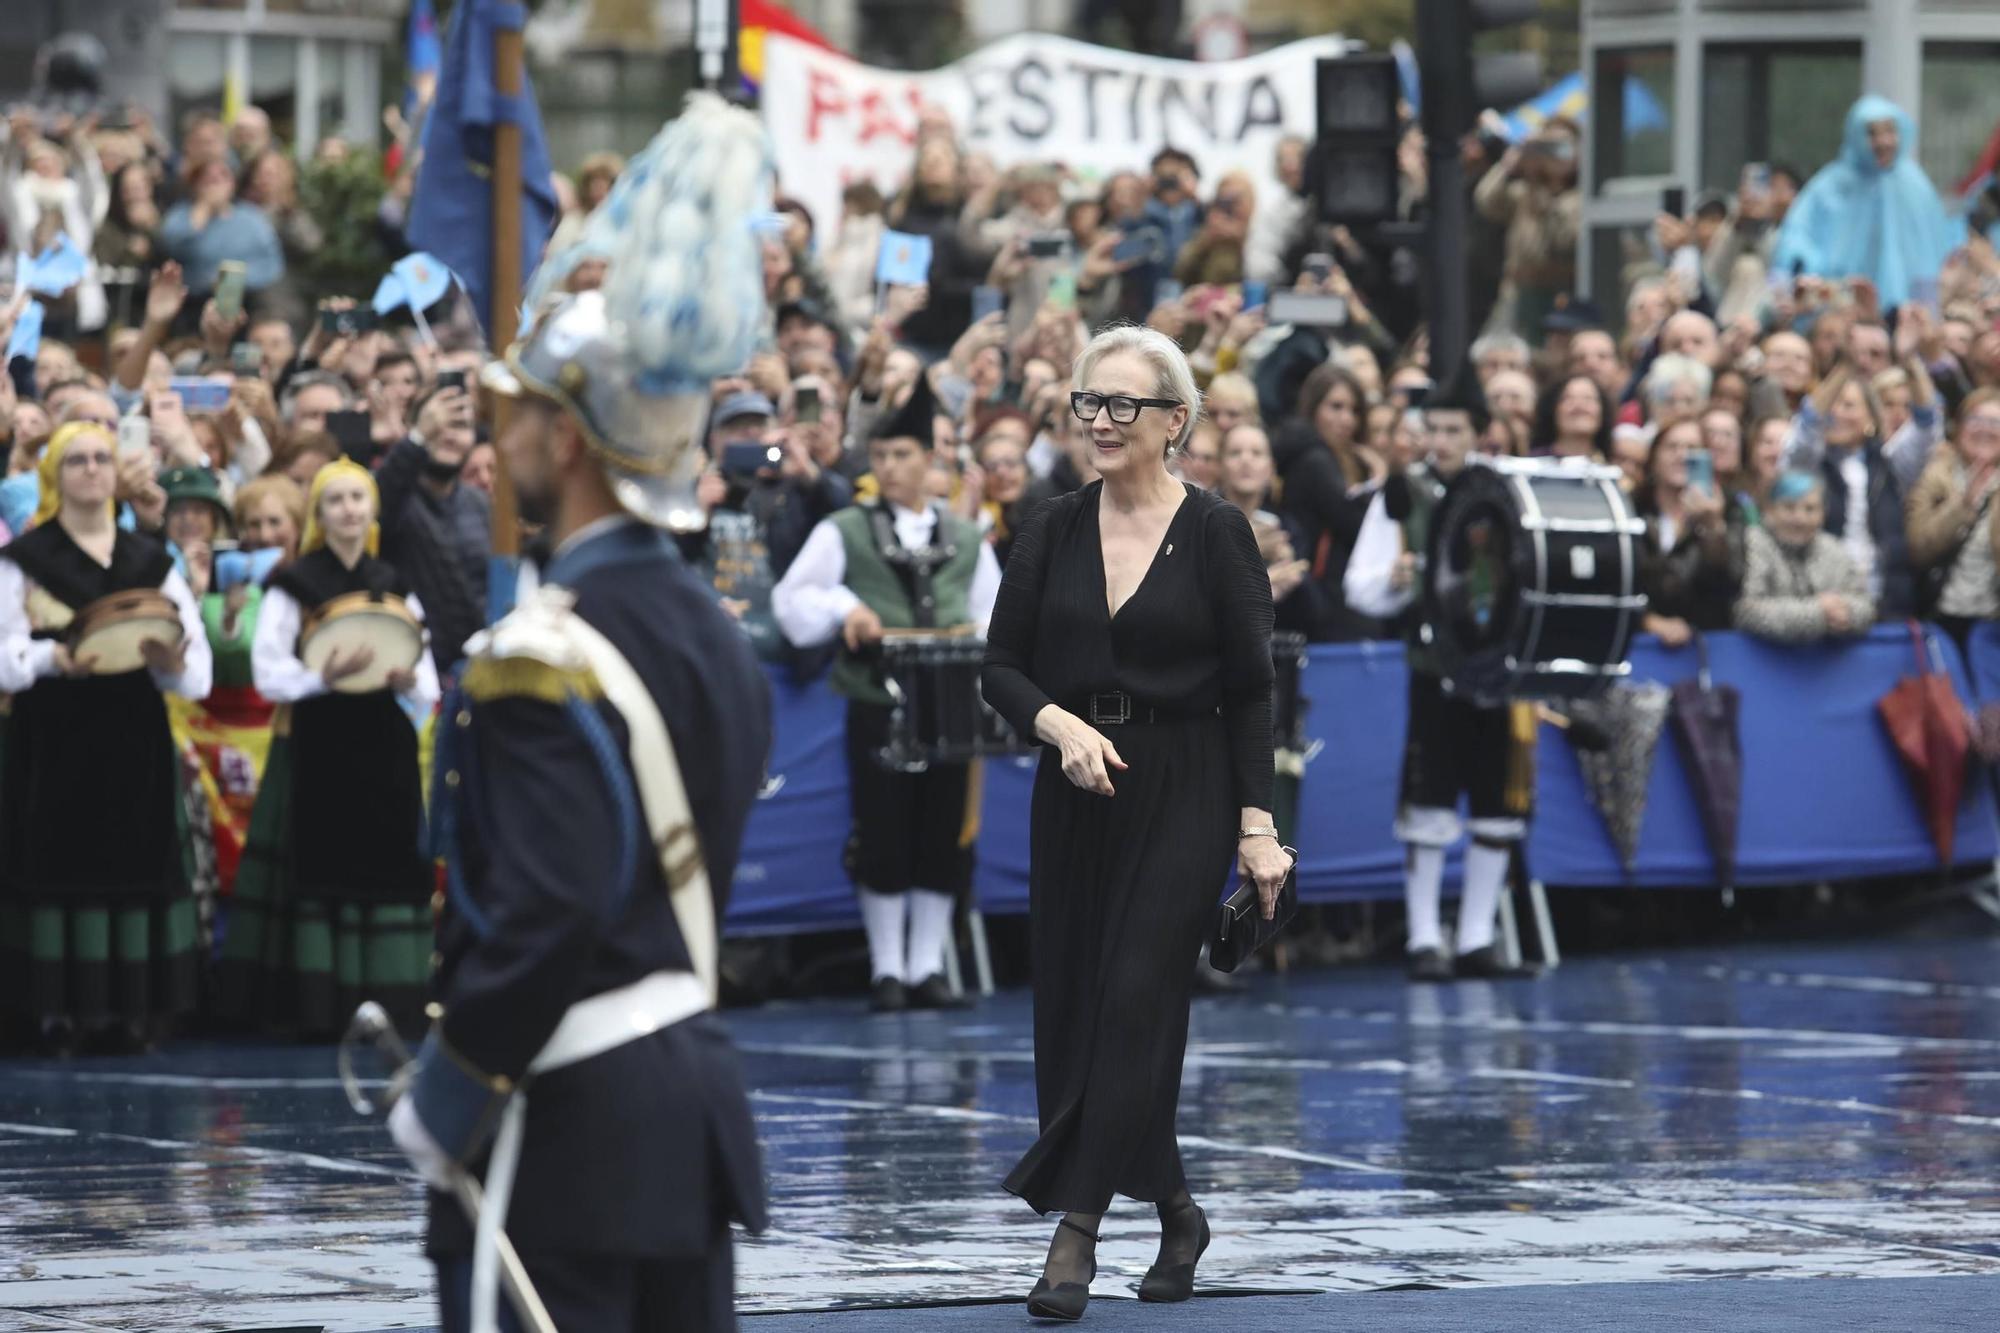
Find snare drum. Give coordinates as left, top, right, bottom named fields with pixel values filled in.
left=1420, top=457, right=1645, bottom=706
left=875, top=632, right=1022, bottom=772
left=69, top=589, right=184, bottom=676
left=298, top=591, right=425, bottom=694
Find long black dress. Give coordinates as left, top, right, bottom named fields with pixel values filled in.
left=0, top=525, right=200, bottom=1029
left=217, top=548, right=433, bottom=1036
left=982, top=481, right=1274, bottom=1214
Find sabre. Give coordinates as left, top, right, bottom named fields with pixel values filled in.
left=339, top=1001, right=558, bottom=1333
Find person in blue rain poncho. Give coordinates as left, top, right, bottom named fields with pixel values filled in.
left=1772, top=94, right=1963, bottom=309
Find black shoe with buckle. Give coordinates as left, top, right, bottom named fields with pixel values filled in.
left=1454, top=945, right=1539, bottom=980
left=1407, top=948, right=1454, bottom=982
left=907, top=974, right=971, bottom=1010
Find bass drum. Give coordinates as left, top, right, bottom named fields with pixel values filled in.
left=1419, top=457, right=1645, bottom=706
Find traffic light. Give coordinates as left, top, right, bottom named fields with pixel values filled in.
left=1310, top=53, right=1402, bottom=225
left=1415, top=0, right=1546, bottom=148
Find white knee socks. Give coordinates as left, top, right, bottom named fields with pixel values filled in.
left=1457, top=842, right=1512, bottom=955
left=859, top=889, right=907, bottom=984
left=905, top=890, right=956, bottom=984
left=1404, top=845, right=1446, bottom=954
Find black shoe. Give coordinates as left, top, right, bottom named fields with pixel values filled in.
left=1138, top=1199, right=1209, bottom=1303
left=906, top=974, right=970, bottom=1010
left=1454, top=945, right=1539, bottom=979
left=869, top=978, right=907, bottom=1012
left=1406, top=948, right=1454, bottom=982
left=1027, top=1216, right=1098, bottom=1322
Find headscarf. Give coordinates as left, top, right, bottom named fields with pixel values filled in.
left=1770, top=470, right=1822, bottom=504
left=33, top=421, right=117, bottom=529
left=299, top=457, right=381, bottom=557
left=1771, top=94, right=1963, bottom=309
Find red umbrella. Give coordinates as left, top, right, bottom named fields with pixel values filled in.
left=1877, top=624, right=1972, bottom=865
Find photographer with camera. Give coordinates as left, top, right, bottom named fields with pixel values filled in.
left=1474, top=117, right=1582, bottom=344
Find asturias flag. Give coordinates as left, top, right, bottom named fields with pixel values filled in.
left=406, top=0, right=557, bottom=337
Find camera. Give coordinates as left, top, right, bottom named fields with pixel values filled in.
left=1025, top=231, right=1071, bottom=260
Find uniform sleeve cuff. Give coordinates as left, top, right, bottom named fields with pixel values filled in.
left=407, top=1027, right=515, bottom=1162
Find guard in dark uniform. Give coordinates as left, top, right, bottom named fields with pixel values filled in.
left=384, top=96, right=775, bottom=1333
left=771, top=374, right=1001, bottom=1012
left=1344, top=365, right=1535, bottom=982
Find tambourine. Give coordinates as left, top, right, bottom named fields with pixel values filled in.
left=69, top=589, right=183, bottom=676
left=298, top=591, right=424, bottom=694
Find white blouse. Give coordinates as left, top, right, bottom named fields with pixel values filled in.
left=251, top=585, right=441, bottom=713
left=0, top=559, right=212, bottom=699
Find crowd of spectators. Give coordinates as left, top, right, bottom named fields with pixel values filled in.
left=2, top=78, right=1998, bottom=957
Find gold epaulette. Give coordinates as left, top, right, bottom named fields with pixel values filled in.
left=459, top=589, right=604, bottom=704
left=462, top=654, right=602, bottom=704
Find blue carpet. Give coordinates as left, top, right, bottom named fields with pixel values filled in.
left=738, top=1275, right=2000, bottom=1330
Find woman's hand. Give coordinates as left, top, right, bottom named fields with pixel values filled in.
left=1238, top=836, right=1294, bottom=921
left=384, top=666, right=419, bottom=693
left=51, top=643, right=95, bottom=678
left=139, top=636, right=186, bottom=677
left=1269, top=557, right=1310, bottom=602
left=321, top=644, right=377, bottom=687
left=1035, top=704, right=1127, bottom=797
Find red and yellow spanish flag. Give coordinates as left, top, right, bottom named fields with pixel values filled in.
left=739, top=0, right=837, bottom=96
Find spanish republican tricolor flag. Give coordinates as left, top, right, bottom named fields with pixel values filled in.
left=739, top=0, right=837, bottom=96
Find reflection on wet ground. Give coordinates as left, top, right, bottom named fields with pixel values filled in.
left=4, top=938, right=2000, bottom=1329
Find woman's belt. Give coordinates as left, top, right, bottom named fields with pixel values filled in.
left=1073, top=690, right=1218, bottom=727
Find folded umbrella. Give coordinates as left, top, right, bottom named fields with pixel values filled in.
left=1563, top=681, right=1672, bottom=873
left=1669, top=633, right=1743, bottom=890
left=1877, top=623, right=1972, bottom=865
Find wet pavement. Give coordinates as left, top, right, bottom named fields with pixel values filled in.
left=4, top=937, right=2000, bottom=1329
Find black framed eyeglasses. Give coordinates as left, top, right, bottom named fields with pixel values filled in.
left=1071, top=391, right=1180, bottom=425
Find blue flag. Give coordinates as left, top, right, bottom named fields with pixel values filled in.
left=6, top=300, right=43, bottom=364
left=406, top=0, right=557, bottom=339
left=22, top=236, right=88, bottom=297
left=372, top=250, right=460, bottom=316
left=875, top=231, right=934, bottom=287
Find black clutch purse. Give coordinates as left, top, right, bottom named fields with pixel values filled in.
left=1209, top=846, right=1299, bottom=974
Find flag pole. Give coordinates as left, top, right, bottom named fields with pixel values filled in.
left=487, top=5, right=525, bottom=614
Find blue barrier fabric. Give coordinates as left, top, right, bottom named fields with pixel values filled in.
left=725, top=626, right=1999, bottom=935
left=1530, top=625, right=1995, bottom=886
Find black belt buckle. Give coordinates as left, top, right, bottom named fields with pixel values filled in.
left=1087, top=691, right=1132, bottom=726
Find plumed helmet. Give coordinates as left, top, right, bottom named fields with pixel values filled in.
left=484, top=92, right=777, bottom=531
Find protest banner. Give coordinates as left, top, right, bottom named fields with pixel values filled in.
left=761, top=31, right=1346, bottom=238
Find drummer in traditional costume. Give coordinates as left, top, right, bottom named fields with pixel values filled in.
left=0, top=422, right=212, bottom=1053
left=384, top=95, right=772, bottom=1332
left=1344, top=365, right=1535, bottom=982
left=772, top=372, right=1002, bottom=1012
left=216, top=458, right=439, bottom=1038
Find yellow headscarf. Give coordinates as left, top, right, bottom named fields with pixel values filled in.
left=33, top=421, right=119, bottom=529
left=300, top=458, right=382, bottom=557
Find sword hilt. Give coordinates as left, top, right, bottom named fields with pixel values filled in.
left=338, top=1000, right=416, bottom=1116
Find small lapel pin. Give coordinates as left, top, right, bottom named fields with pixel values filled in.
left=1165, top=543, right=1174, bottom=555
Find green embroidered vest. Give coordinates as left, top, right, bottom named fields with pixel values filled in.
left=828, top=503, right=983, bottom=705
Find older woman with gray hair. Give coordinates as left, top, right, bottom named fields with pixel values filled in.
left=983, top=325, right=1284, bottom=1319
left=1642, top=352, right=1714, bottom=426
